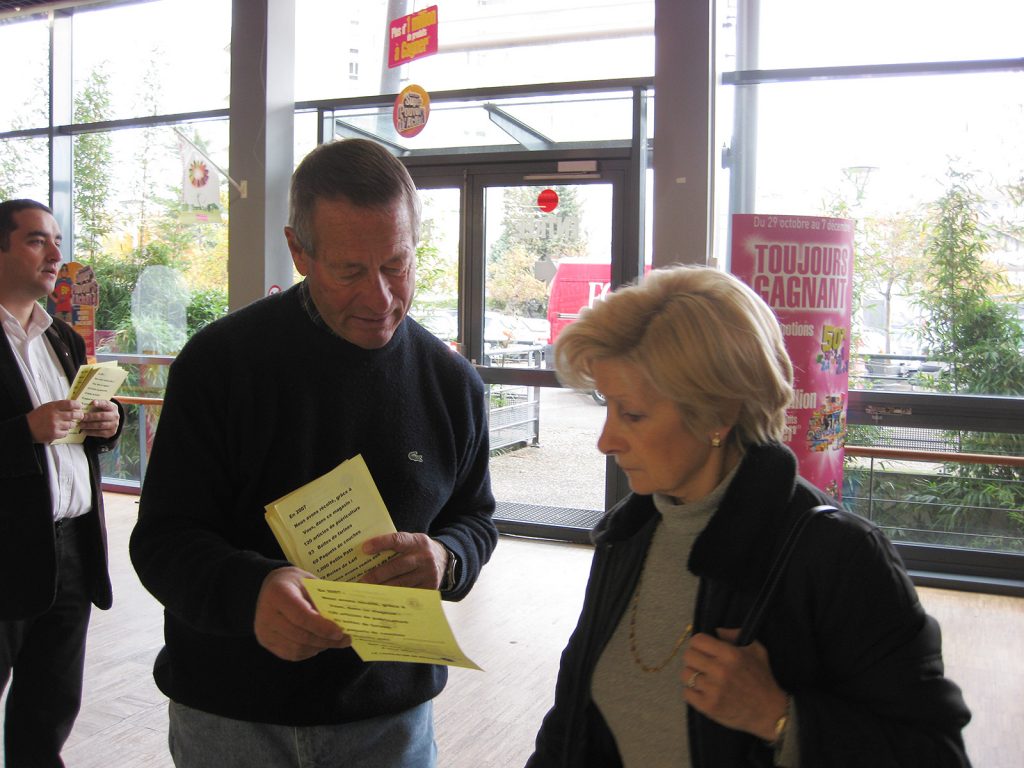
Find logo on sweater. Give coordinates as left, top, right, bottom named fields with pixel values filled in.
left=408, top=451, right=424, bottom=463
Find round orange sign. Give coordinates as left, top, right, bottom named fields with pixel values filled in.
left=393, top=84, right=430, bottom=138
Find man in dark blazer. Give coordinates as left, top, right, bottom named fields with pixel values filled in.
left=0, top=199, right=122, bottom=768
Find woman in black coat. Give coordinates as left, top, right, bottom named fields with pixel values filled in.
left=527, top=265, right=971, bottom=767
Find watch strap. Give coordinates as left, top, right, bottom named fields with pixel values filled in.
left=441, top=546, right=459, bottom=592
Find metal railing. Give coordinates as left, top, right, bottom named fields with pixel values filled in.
left=95, top=350, right=1022, bottom=565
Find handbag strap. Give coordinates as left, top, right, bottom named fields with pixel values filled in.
left=736, top=504, right=837, bottom=647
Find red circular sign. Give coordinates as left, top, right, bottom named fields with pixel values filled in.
left=537, top=188, right=559, bottom=213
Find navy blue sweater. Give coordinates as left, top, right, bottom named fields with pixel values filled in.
left=131, top=284, right=496, bottom=725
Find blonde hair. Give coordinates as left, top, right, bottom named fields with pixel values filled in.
left=554, top=265, right=794, bottom=448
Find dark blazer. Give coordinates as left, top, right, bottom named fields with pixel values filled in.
left=528, top=442, right=971, bottom=768
left=0, top=315, right=121, bottom=619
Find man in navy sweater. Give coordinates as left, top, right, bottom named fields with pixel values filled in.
left=130, top=139, right=497, bottom=767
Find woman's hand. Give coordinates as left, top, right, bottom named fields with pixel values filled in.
left=681, top=627, right=788, bottom=742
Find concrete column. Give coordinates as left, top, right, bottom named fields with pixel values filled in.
left=652, top=0, right=713, bottom=267
left=228, top=0, right=296, bottom=310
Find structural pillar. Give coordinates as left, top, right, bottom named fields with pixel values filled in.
left=652, top=0, right=714, bottom=266
left=228, top=0, right=296, bottom=309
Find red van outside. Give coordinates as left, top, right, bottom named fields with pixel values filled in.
left=546, top=261, right=613, bottom=345
left=546, top=262, right=651, bottom=344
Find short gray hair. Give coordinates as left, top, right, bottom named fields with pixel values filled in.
left=288, top=138, right=421, bottom=256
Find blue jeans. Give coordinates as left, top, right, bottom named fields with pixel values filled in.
left=168, top=699, right=437, bottom=768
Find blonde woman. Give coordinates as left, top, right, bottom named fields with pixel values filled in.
left=528, top=265, right=970, bottom=767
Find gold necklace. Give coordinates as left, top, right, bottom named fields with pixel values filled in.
left=627, top=564, right=693, bottom=673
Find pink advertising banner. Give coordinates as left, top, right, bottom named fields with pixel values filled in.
left=731, top=214, right=855, bottom=499
left=389, top=5, right=439, bottom=68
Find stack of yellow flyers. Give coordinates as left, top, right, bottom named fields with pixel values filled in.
left=264, top=454, right=398, bottom=583
left=52, top=361, right=128, bottom=445
left=265, top=454, right=482, bottom=670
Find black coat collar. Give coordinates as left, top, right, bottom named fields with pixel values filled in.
left=688, top=442, right=799, bottom=581
left=595, top=442, right=802, bottom=584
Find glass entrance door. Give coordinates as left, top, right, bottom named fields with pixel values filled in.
left=407, top=160, right=639, bottom=540
left=480, top=180, right=615, bottom=535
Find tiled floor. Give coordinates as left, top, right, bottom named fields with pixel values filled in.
left=2, top=492, right=1020, bottom=767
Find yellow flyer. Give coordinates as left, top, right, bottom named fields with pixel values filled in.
left=52, top=361, right=128, bottom=445
left=265, top=455, right=397, bottom=582
left=304, top=579, right=481, bottom=671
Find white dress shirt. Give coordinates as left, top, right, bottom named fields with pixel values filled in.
left=1, top=302, right=92, bottom=521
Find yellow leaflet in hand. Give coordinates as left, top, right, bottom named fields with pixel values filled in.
left=264, top=454, right=397, bottom=582
left=304, top=578, right=482, bottom=671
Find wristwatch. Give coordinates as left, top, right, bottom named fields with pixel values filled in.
left=440, top=546, right=459, bottom=592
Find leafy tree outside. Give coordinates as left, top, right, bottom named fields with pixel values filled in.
left=73, top=68, right=114, bottom=261
left=841, top=168, right=1024, bottom=551
left=487, top=185, right=589, bottom=319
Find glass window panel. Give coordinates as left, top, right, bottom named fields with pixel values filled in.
left=644, top=167, right=654, bottom=269
left=749, top=73, right=1023, bottom=215
left=296, top=0, right=654, bottom=101
left=295, top=0, right=389, bottom=101
left=409, top=187, right=461, bottom=344
left=481, top=181, right=615, bottom=515
left=844, top=425, right=1024, bottom=553
left=331, top=91, right=636, bottom=153
left=98, top=395, right=164, bottom=488
left=489, top=386, right=607, bottom=514
left=72, top=0, right=231, bottom=121
left=294, top=110, right=321, bottom=169
left=73, top=121, right=230, bottom=357
left=335, top=102, right=531, bottom=151
left=0, top=136, right=49, bottom=201
left=735, top=72, right=1024, bottom=397
left=0, top=15, right=49, bottom=132
left=755, top=0, right=1024, bottom=69
left=82, top=120, right=228, bottom=489
left=495, top=93, right=636, bottom=144
left=483, top=183, right=613, bottom=362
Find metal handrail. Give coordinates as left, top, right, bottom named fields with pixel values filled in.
left=845, top=446, right=1024, bottom=469
left=114, top=396, right=164, bottom=407
left=107, top=390, right=1022, bottom=469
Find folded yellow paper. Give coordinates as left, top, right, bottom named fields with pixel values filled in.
left=52, top=360, right=128, bottom=445
left=304, top=578, right=481, bottom=670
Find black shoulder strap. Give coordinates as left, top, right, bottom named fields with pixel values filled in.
left=736, top=504, right=837, bottom=646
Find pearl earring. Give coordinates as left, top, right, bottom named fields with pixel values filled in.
left=711, top=434, right=721, bottom=448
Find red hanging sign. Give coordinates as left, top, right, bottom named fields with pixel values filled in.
left=537, top=188, right=559, bottom=213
